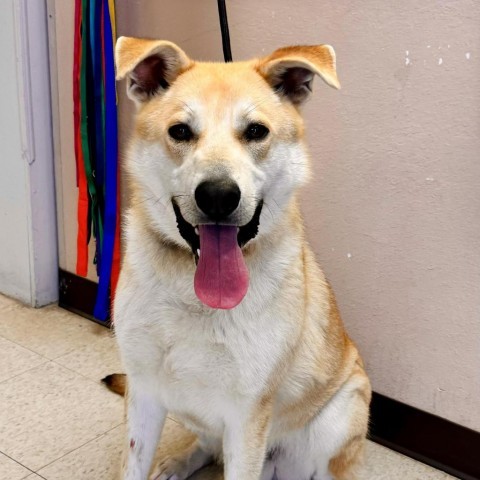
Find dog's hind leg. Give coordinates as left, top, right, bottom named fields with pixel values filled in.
left=275, top=364, right=371, bottom=480
left=326, top=364, right=371, bottom=480
left=328, top=434, right=366, bottom=480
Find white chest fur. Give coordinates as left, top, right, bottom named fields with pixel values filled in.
left=114, top=268, right=300, bottom=435
left=113, top=214, right=305, bottom=436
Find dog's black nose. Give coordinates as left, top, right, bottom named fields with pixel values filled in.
left=195, top=180, right=241, bottom=221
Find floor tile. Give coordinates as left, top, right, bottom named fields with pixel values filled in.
left=0, top=297, right=111, bottom=359
left=0, top=362, right=123, bottom=471
left=54, top=334, right=123, bottom=383
left=0, top=336, right=47, bottom=383
left=22, top=475, right=45, bottom=479
left=359, top=441, right=457, bottom=479
left=0, top=452, right=32, bottom=480
left=38, top=424, right=124, bottom=480
left=0, top=293, right=20, bottom=309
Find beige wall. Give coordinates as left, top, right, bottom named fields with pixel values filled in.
left=51, top=1, right=480, bottom=431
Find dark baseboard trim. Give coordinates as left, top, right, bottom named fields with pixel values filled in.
left=58, top=268, right=110, bottom=327
left=58, top=268, right=480, bottom=479
left=370, top=392, right=480, bottom=480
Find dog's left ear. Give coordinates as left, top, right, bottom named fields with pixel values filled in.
left=257, top=45, right=340, bottom=105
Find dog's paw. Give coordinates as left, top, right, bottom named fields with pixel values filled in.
left=149, top=457, right=191, bottom=480
left=149, top=441, right=213, bottom=480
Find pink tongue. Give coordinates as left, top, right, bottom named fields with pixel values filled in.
left=194, top=225, right=249, bottom=309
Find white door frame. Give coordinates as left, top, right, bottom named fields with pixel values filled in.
left=12, top=0, right=58, bottom=306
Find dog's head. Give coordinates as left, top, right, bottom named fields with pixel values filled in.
left=116, top=38, right=339, bottom=309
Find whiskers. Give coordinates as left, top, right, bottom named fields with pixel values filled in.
left=242, top=194, right=280, bottom=223
left=129, top=190, right=191, bottom=212
left=263, top=199, right=281, bottom=222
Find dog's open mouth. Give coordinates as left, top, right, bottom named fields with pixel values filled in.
left=172, top=200, right=263, bottom=310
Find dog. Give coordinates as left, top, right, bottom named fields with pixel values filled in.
left=110, top=36, right=371, bottom=480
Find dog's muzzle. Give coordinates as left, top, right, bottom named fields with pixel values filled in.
left=172, top=198, right=263, bottom=310
left=172, top=199, right=263, bottom=259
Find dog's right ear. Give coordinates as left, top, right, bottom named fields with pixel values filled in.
left=115, top=37, right=193, bottom=104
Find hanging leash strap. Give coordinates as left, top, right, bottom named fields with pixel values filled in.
left=90, top=0, right=106, bottom=191
left=73, top=0, right=89, bottom=276
left=217, top=0, right=233, bottom=62
left=74, top=0, right=119, bottom=322
left=93, top=0, right=118, bottom=321
left=80, top=0, right=100, bottom=266
left=108, top=0, right=121, bottom=301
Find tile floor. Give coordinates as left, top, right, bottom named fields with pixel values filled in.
left=0, top=293, right=457, bottom=480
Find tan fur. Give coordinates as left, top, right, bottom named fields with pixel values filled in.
left=113, top=37, right=371, bottom=480
left=102, top=373, right=127, bottom=396
left=257, top=44, right=340, bottom=90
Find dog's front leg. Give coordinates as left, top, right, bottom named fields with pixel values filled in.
left=223, top=404, right=272, bottom=480
left=122, top=376, right=166, bottom=480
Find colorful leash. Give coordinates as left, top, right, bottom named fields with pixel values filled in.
left=72, top=0, right=231, bottom=321
left=73, top=0, right=119, bottom=322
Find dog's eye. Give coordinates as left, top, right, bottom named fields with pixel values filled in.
left=244, top=123, right=269, bottom=141
left=168, top=124, right=194, bottom=142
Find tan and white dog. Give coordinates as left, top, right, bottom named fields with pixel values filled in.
left=111, top=37, right=371, bottom=480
